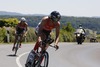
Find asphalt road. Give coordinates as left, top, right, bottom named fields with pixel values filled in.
left=0, top=42, right=100, bottom=67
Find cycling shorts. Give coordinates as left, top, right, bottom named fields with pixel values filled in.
left=16, top=27, right=25, bottom=35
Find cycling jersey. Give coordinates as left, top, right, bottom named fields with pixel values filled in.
left=35, top=17, right=60, bottom=35
left=16, top=22, right=27, bottom=34
left=18, top=22, right=27, bottom=29
left=34, top=16, right=60, bottom=51
left=43, top=18, right=60, bottom=31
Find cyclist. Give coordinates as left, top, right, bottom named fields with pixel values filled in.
left=25, top=11, right=61, bottom=66
left=34, top=11, right=61, bottom=52
left=12, top=17, right=28, bottom=51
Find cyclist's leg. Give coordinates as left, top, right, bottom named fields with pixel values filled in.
left=33, top=30, right=40, bottom=51
left=39, top=33, right=50, bottom=64
left=19, top=31, right=25, bottom=48
left=34, top=41, right=40, bottom=51
left=33, top=31, right=46, bottom=51
left=12, top=34, right=18, bottom=51
left=19, top=34, right=23, bottom=48
left=39, top=30, right=51, bottom=53
left=38, top=44, right=49, bottom=67
left=42, top=30, right=51, bottom=51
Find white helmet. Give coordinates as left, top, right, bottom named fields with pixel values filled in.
left=20, top=17, right=26, bottom=22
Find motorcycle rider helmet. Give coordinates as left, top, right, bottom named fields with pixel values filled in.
left=79, top=24, right=82, bottom=29
left=49, top=11, right=61, bottom=22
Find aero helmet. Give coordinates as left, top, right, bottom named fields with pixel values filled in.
left=50, top=11, right=61, bottom=22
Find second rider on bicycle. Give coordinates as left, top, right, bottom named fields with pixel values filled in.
left=12, top=17, right=28, bottom=51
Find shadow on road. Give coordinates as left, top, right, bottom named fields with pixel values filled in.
left=7, top=54, right=18, bottom=57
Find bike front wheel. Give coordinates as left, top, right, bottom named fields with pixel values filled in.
left=33, top=51, right=49, bottom=67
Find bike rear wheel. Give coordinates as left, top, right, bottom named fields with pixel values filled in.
left=33, top=51, right=49, bottom=67
left=14, top=35, right=21, bottom=55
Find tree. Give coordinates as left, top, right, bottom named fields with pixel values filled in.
left=0, top=18, right=19, bottom=27
left=63, top=22, right=75, bottom=32
left=60, top=22, right=75, bottom=42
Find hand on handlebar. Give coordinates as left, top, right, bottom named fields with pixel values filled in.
left=24, top=33, right=27, bottom=37
left=54, top=45, right=59, bottom=50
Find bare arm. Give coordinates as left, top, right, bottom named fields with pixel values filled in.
left=55, top=25, right=60, bottom=46
left=25, top=23, right=28, bottom=32
left=37, top=18, right=46, bottom=42
left=24, top=23, right=28, bottom=36
left=15, top=24, right=19, bottom=33
left=38, top=20, right=44, bottom=36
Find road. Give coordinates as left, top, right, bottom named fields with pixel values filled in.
left=0, top=42, right=100, bottom=67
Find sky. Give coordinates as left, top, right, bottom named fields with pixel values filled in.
left=0, top=0, right=100, bottom=17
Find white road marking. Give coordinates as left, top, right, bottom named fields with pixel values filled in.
left=16, top=52, right=29, bottom=67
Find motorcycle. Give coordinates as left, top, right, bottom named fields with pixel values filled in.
left=75, top=33, right=85, bottom=44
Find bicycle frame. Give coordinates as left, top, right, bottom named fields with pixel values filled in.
left=25, top=37, right=56, bottom=67
left=32, top=42, right=56, bottom=67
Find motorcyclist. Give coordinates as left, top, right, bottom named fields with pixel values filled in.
left=75, top=24, right=86, bottom=41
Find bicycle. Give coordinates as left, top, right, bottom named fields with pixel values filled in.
left=25, top=37, right=57, bottom=67
left=14, top=34, right=21, bottom=55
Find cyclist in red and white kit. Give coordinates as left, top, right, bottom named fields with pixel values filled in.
left=12, top=17, right=28, bottom=51
left=25, top=11, right=61, bottom=66
left=33, top=11, right=61, bottom=52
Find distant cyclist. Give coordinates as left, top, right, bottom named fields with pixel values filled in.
left=12, top=17, right=28, bottom=51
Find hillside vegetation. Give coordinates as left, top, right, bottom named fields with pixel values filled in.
left=0, top=15, right=100, bottom=43
left=0, top=15, right=100, bottom=33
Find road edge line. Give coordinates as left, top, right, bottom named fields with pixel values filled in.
left=16, top=52, right=29, bottom=67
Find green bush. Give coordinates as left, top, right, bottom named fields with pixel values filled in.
left=25, top=27, right=37, bottom=42
left=59, top=22, right=75, bottom=42
left=0, top=27, right=6, bottom=43
left=0, top=18, right=18, bottom=27
left=0, top=27, right=37, bottom=43
left=0, top=18, right=76, bottom=43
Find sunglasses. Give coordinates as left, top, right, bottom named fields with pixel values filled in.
left=51, top=16, right=59, bottom=22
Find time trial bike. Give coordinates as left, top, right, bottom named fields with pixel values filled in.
left=25, top=37, right=57, bottom=67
